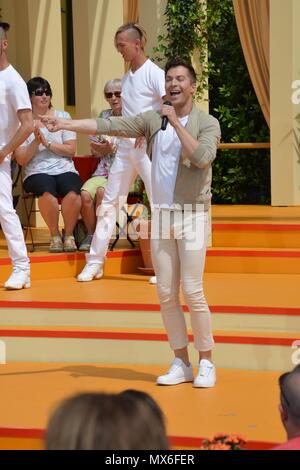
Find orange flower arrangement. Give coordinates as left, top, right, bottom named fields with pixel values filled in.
left=201, top=433, right=246, bottom=450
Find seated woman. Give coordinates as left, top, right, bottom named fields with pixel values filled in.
left=14, top=77, right=81, bottom=253
left=79, top=79, right=122, bottom=251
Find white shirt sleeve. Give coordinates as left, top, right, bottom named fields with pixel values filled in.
left=151, top=65, right=166, bottom=99
left=10, top=77, right=32, bottom=112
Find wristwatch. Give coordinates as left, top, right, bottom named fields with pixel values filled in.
left=47, top=141, right=51, bottom=149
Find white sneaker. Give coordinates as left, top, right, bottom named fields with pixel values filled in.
left=76, top=263, right=103, bottom=282
left=4, top=268, right=30, bottom=290
left=193, top=359, right=216, bottom=388
left=156, top=358, right=194, bottom=386
left=149, top=276, right=157, bottom=284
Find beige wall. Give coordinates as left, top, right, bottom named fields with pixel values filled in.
left=72, top=0, right=124, bottom=154
left=270, top=0, right=300, bottom=205
left=0, top=0, right=65, bottom=226
left=139, top=0, right=166, bottom=61
left=0, top=0, right=65, bottom=109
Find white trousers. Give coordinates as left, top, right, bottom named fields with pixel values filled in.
left=0, top=158, right=29, bottom=270
left=151, top=210, right=214, bottom=352
left=87, top=141, right=152, bottom=264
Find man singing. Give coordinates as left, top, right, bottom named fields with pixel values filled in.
left=41, top=58, right=221, bottom=388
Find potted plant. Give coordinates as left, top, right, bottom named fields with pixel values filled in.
left=201, top=433, right=246, bottom=450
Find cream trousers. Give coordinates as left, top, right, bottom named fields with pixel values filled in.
left=151, top=209, right=214, bottom=352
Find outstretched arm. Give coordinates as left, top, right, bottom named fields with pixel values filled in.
left=41, top=116, right=98, bottom=135
left=41, top=113, right=149, bottom=140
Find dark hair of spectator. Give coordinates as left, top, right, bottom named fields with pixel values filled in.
left=27, top=76, right=53, bottom=108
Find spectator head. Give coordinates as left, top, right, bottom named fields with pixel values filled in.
left=114, top=23, right=147, bottom=62
left=27, top=77, right=53, bottom=109
left=119, top=389, right=165, bottom=423
left=103, top=78, right=122, bottom=115
left=46, top=391, right=169, bottom=450
left=279, top=365, right=300, bottom=439
left=165, top=58, right=197, bottom=85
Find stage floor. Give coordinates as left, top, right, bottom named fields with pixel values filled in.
left=0, top=362, right=284, bottom=449
left=0, top=205, right=298, bottom=450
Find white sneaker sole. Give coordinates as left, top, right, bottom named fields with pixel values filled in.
left=193, top=380, right=216, bottom=388
left=4, top=282, right=31, bottom=290
left=156, top=377, right=194, bottom=386
left=76, top=272, right=103, bottom=282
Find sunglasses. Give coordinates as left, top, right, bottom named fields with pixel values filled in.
left=105, top=91, right=121, bottom=99
left=32, top=88, right=51, bottom=97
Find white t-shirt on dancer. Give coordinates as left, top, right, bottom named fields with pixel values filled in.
left=121, top=59, right=165, bottom=117
left=152, top=115, right=189, bottom=208
left=119, top=59, right=165, bottom=151
left=0, top=64, right=32, bottom=152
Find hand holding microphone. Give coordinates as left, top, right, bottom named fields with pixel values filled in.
left=161, top=101, right=173, bottom=131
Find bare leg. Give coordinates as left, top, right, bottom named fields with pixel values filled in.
left=80, top=190, right=96, bottom=235
left=174, top=347, right=190, bottom=366
left=95, top=187, right=105, bottom=210
left=199, top=350, right=212, bottom=362
left=61, top=191, right=81, bottom=236
left=38, top=193, right=60, bottom=236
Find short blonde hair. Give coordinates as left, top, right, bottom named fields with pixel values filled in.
left=103, top=78, right=122, bottom=95
left=114, top=22, right=147, bottom=50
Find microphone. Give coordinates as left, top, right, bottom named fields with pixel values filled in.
left=161, top=101, right=172, bottom=131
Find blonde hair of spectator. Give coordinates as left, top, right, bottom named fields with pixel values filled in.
left=114, top=22, right=147, bottom=50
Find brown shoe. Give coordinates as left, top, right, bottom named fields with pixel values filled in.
left=49, top=236, right=63, bottom=253
left=63, top=235, right=77, bottom=252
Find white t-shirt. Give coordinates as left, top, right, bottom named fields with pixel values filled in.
left=119, top=59, right=165, bottom=152
left=23, top=110, right=77, bottom=179
left=121, top=59, right=165, bottom=117
left=152, top=116, right=189, bottom=208
left=0, top=64, right=32, bottom=150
